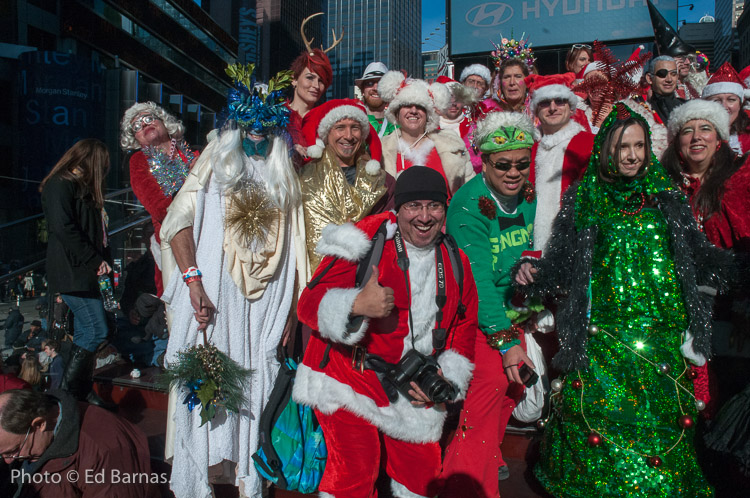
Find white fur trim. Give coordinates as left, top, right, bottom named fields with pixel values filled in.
left=429, top=82, right=452, bottom=114
left=380, top=71, right=441, bottom=132
left=702, top=81, right=745, bottom=101
left=399, top=137, right=435, bottom=166
left=307, top=138, right=325, bottom=159
left=318, top=105, right=370, bottom=140
left=315, top=222, right=372, bottom=262
left=536, top=309, right=555, bottom=333
left=533, top=122, right=584, bottom=251
left=530, top=84, right=578, bottom=116
left=583, top=61, right=605, bottom=77
left=474, top=112, right=539, bottom=149
left=459, top=64, right=491, bottom=85
left=365, top=159, right=381, bottom=175
left=667, top=99, right=730, bottom=141
left=620, top=98, right=668, bottom=159
left=680, top=330, right=707, bottom=366
left=437, top=349, right=474, bottom=401
left=319, top=493, right=335, bottom=498
left=385, top=220, right=397, bottom=239
left=391, top=480, right=431, bottom=498
left=292, top=364, right=447, bottom=443
left=317, top=287, right=369, bottom=345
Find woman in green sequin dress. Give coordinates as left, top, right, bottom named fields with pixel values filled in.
left=514, top=103, right=731, bottom=497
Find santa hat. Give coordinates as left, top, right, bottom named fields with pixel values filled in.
left=525, top=73, right=578, bottom=115
left=667, top=99, right=730, bottom=141
left=583, top=61, right=607, bottom=78
left=378, top=71, right=451, bottom=133
left=701, top=62, right=746, bottom=101
left=459, top=64, right=492, bottom=85
left=301, top=98, right=382, bottom=174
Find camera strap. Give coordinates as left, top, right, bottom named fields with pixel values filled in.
left=392, top=229, right=448, bottom=353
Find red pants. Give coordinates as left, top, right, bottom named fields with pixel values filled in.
left=316, top=408, right=441, bottom=498
left=440, top=329, right=524, bottom=498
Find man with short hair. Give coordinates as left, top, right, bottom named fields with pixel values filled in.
left=527, top=78, right=594, bottom=251
left=42, top=340, right=63, bottom=390
left=646, top=55, right=685, bottom=123
left=460, top=64, right=492, bottom=99
left=293, top=166, right=477, bottom=498
left=0, top=389, right=158, bottom=497
left=355, top=62, right=396, bottom=137
left=299, top=99, right=394, bottom=269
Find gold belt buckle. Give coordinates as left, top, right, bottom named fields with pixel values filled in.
left=351, top=345, right=366, bottom=374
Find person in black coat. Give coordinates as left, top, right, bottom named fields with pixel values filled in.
left=39, top=139, right=112, bottom=407
left=1, top=308, right=24, bottom=348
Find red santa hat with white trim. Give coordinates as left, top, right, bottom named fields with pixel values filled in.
left=378, top=70, right=451, bottom=133
left=701, top=62, right=746, bottom=101
left=301, top=98, right=382, bottom=175
left=525, top=73, right=578, bottom=115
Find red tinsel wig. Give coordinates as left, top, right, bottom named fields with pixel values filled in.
left=290, top=48, right=333, bottom=91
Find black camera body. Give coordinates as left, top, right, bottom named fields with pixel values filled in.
left=384, top=349, right=458, bottom=404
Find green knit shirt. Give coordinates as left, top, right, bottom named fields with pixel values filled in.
left=446, top=174, right=536, bottom=338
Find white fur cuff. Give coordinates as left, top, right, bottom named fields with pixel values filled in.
left=317, top=287, right=369, bottom=345
left=437, top=349, right=475, bottom=401
left=680, top=331, right=707, bottom=366
left=391, top=480, right=432, bottom=498
left=365, top=159, right=381, bottom=176
left=316, top=222, right=372, bottom=262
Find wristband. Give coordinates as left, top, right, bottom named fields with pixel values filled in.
left=182, top=266, right=201, bottom=281
left=184, top=275, right=202, bottom=285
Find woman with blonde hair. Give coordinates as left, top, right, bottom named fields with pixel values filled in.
left=19, top=354, right=43, bottom=390
left=40, top=138, right=112, bottom=406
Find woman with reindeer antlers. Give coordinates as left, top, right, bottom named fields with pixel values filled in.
left=287, top=12, right=343, bottom=159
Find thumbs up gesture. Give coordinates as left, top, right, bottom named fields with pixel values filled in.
left=351, top=266, right=395, bottom=318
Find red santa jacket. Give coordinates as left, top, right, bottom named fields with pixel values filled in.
left=293, top=212, right=478, bottom=443
left=530, top=123, right=594, bottom=251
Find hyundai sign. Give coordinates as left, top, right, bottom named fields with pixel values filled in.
left=450, top=0, right=678, bottom=55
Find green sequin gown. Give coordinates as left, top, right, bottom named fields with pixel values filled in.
left=535, top=207, right=713, bottom=497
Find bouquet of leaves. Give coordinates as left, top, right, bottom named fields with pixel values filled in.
left=161, top=337, right=252, bottom=426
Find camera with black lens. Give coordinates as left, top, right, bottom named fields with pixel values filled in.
left=384, top=350, right=458, bottom=404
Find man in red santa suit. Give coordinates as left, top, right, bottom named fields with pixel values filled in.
left=378, top=71, right=475, bottom=197
left=527, top=76, right=594, bottom=251
left=292, top=166, right=478, bottom=498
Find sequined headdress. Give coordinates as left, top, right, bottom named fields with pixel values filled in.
left=574, top=103, right=674, bottom=231
left=217, top=63, right=292, bottom=142
left=491, top=33, right=536, bottom=70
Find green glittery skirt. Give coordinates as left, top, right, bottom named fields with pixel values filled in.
left=535, top=209, right=713, bottom=497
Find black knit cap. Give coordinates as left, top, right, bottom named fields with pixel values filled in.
left=394, top=166, right=448, bottom=210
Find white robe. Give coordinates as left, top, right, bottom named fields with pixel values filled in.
left=162, top=169, right=295, bottom=498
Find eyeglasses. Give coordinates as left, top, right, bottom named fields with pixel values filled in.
left=537, top=98, right=569, bottom=109
left=653, top=69, right=678, bottom=79
left=401, top=201, right=445, bottom=214
left=572, top=44, right=591, bottom=50
left=130, top=114, right=160, bottom=133
left=1, top=426, right=31, bottom=461
left=489, top=160, right=531, bottom=172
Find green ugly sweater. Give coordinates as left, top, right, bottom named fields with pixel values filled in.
left=447, top=174, right=536, bottom=348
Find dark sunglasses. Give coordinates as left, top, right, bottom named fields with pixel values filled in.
left=489, top=160, right=531, bottom=172
left=538, top=98, right=569, bottom=109
left=572, top=44, right=591, bottom=49
left=653, top=69, right=678, bottom=79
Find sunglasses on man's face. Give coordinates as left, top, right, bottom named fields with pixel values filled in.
left=538, top=98, right=569, bottom=109
left=653, top=69, right=678, bottom=79
left=489, top=160, right=531, bottom=172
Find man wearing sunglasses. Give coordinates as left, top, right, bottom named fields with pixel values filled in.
left=645, top=55, right=685, bottom=123
left=0, top=389, right=158, bottom=497
left=527, top=77, right=594, bottom=251
left=442, top=112, right=544, bottom=496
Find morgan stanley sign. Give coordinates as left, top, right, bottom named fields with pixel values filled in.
left=449, top=0, right=678, bottom=55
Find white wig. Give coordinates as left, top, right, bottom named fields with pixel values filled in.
left=209, top=122, right=299, bottom=211
left=120, top=101, right=185, bottom=150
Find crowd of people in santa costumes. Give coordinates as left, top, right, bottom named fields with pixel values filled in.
left=53, top=4, right=750, bottom=498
